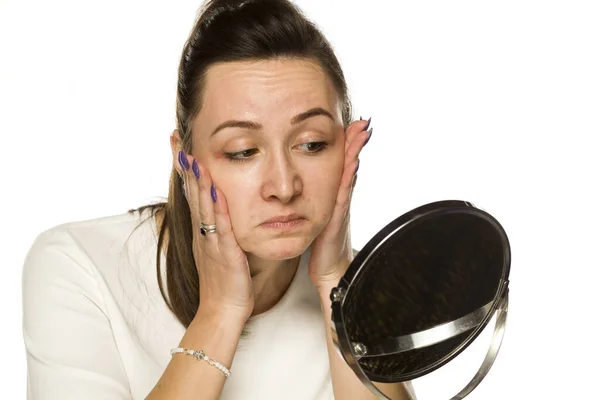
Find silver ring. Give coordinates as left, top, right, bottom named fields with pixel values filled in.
left=200, top=222, right=217, bottom=236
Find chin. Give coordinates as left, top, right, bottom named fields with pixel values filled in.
left=246, top=236, right=313, bottom=260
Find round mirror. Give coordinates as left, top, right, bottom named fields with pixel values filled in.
left=331, top=200, right=511, bottom=399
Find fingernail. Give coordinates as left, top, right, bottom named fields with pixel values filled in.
left=364, top=127, right=373, bottom=146
left=359, top=115, right=363, bottom=120
left=211, top=184, right=217, bottom=203
left=192, top=159, right=200, bottom=179
left=178, top=150, right=190, bottom=171
left=355, top=159, right=360, bottom=175
left=364, top=117, right=372, bottom=131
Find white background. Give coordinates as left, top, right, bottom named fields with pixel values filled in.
left=1, top=0, right=599, bottom=399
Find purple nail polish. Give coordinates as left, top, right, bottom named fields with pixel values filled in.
left=192, top=159, right=200, bottom=179
left=364, top=127, right=373, bottom=145
left=211, top=184, right=217, bottom=203
left=364, top=117, right=372, bottom=131
left=178, top=150, right=190, bottom=171
left=355, top=159, right=360, bottom=174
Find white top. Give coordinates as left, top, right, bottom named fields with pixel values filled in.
left=22, top=208, right=334, bottom=400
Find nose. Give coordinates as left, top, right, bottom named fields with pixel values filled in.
left=260, top=152, right=302, bottom=203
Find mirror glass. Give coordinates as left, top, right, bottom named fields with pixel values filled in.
left=331, top=200, right=511, bottom=399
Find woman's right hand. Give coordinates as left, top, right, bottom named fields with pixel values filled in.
left=177, top=150, right=254, bottom=322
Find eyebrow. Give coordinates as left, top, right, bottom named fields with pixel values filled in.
left=210, top=107, right=334, bottom=137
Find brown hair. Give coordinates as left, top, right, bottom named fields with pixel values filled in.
left=130, top=0, right=353, bottom=328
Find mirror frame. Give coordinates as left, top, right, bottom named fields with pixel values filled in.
left=330, top=200, right=511, bottom=399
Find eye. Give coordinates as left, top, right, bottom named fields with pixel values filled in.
left=225, top=148, right=258, bottom=162
left=298, top=141, right=328, bottom=153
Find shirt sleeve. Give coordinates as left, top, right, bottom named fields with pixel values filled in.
left=22, top=228, right=132, bottom=400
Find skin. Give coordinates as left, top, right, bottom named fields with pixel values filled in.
left=166, top=58, right=356, bottom=314
left=152, top=58, right=412, bottom=399
left=192, top=58, right=344, bottom=263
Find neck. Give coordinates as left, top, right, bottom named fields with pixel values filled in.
left=247, top=253, right=300, bottom=315
left=154, top=208, right=300, bottom=317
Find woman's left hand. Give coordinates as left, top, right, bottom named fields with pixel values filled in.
left=308, top=117, right=372, bottom=291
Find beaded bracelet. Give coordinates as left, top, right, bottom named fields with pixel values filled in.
left=170, top=347, right=232, bottom=378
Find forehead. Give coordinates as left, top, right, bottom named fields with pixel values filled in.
left=199, top=58, right=341, bottom=123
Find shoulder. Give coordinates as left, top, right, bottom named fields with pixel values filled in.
left=22, top=214, right=140, bottom=399
left=23, top=208, right=155, bottom=286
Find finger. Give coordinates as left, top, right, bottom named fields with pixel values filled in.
left=348, top=164, right=360, bottom=205
left=329, top=158, right=360, bottom=228
left=212, top=186, right=244, bottom=261
left=345, top=117, right=371, bottom=151
left=343, top=119, right=371, bottom=200
left=344, top=120, right=371, bottom=167
left=178, top=151, right=198, bottom=213
left=176, top=149, right=192, bottom=203
left=318, top=159, right=357, bottom=240
left=190, top=159, right=219, bottom=245
left=351, top=167, right=358, bottom=190
left=340, top=159, right=359, bottom=204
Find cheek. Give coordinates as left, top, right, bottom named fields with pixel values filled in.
left=212, top=172, right=257, bottom=236
left=304, top=157, right=344, bottom=217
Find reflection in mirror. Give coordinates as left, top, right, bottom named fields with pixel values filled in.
left=331, top=201, right=510, bottom=399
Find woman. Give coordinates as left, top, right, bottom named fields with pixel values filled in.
left=22, top=0, right=412, bottom=399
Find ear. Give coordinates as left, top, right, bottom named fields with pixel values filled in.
left=170, top=129, right=183, bottom=172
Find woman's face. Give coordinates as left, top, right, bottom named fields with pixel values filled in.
left=190, top=58, right=345, bottom=260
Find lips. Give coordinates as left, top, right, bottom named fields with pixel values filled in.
left=260, top=213, right=305, bottom=225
